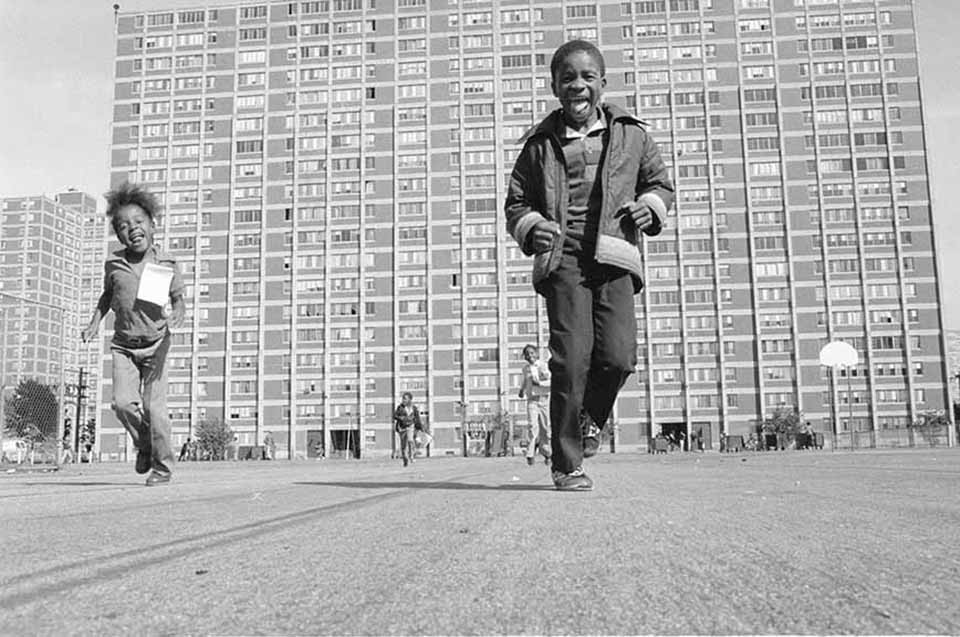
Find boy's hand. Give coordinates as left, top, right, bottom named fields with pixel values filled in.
left=619, top=200, right=656, bottom=231
left=530, top=220, right=561, bottom=253
left=80, top=323, right=98, bottom=344
left=169, top=303, right=186, bottom=329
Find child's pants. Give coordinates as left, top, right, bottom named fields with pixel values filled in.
left=525, top=398, right=551, bottom=459
left=111, top=334, right=175, bottom=475
left=398, top=427, right=415, bottom=463
left=544, top=253, right=637, bottom=474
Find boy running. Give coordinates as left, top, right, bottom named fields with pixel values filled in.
left=82, top=183, right=185, bottom=486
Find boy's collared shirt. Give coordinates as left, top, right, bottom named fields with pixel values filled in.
left=558, top=108, right=607, bottom=253
left=560, top=108, right=607, bottom=140
left=105, top=247, right=185, bottom=346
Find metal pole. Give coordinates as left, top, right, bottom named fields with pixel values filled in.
left=0, top=307, right=6, bottom=433
left=74, top=368, right=85, bottom=456
left=847, top=365, right=854, bottom=450
left=829, top=365, right=838, bottom=450
left=55, top=313, right=66, bottom=468
left=458, top=400, right=468, bottom=458
left=500, top=390, right=513, bottom=456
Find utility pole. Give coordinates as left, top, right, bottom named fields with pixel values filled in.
left=74, top=367, right=86, bottom=455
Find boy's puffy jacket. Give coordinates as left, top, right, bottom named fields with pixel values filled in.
left=505, top=103, right=675, bottom=293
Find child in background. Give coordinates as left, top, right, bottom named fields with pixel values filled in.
left=393, top=392, right=423, bottom=467
left=82, top=182, right=185, bottom=486
left=505, top=41, right=674, bottom=490
left=518, top=344, right=551, bottom=466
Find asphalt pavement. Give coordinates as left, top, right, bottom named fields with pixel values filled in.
left=1, top=448, right=959, bottom=636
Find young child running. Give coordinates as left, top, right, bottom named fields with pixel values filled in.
left=505, top=40, right=674, bottom=491
left=81, top=182, right=185, bottom=486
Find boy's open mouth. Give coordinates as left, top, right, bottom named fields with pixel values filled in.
left=566, top=97, right=592, bottom=117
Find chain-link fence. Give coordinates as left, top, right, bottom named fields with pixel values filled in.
left=0, top=293, right=73, bottom=468
left=829, top=425, right=953, bottom=450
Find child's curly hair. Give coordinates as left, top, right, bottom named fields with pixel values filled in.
left=104, top=182, right=160, bottom=232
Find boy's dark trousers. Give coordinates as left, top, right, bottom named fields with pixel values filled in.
left=397, top=427, right=415, bottom=464
left=544, top=253, right=637, bottom=474
left=111, top=333, right=175, bottom=475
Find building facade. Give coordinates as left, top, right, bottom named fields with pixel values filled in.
left=105, top=0, right=950, bottom=457
left=0, top=192, right=96, bottom=431
left=57, top=190, right=108, bottom=432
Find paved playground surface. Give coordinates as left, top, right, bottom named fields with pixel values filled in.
left=1, top=448, right=958, bottom=635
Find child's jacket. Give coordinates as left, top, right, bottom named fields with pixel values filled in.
left=505, top=102, right=675, bottom=293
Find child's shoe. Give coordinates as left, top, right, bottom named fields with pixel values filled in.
left=145, top=471, right=171, bottom=486
left=551, top=467, right=593, bottom=491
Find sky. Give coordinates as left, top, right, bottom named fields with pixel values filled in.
left=1, top=0, right=958, bottom=324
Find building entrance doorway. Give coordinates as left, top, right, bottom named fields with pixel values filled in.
left=691, top=422, right=712, bottom=451
left=659, top=422, right=687, bottom=451
left=330, top=429, right=360, bottom=459
left=306, top=429, right=324, bottom=458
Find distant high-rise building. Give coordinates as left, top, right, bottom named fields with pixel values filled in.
left=105, top=0, right=951, bottom=457
left=0, top=191, right=100, bottom=422
left=57, top=190, right=108, bottom=433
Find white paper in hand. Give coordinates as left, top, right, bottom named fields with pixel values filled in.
left=136, top=263, right=174, bottom=307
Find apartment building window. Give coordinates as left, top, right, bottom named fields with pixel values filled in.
left=398, top=38, right=426, bottom=52
left=566, top=5, right=596, bottom=18
left=147, top=12, right=174, bottom=26
left=240, top=6, right=267, bottom=19
left=742, top=41, right=773, bottom=56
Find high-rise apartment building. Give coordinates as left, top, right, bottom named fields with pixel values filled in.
left=0, top=192, right=93, bottom=419
left=56, top=190, right=107, bottom=431
left=105, top=0, right=950, bottom=458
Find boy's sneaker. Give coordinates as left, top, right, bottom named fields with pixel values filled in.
left=551, top=467, right=593, bottom=491
left=526, top=456, right=535, bottom=466
left=581, top=413, right=601, bottom=458
left=145, top=471, right=171, bottom=487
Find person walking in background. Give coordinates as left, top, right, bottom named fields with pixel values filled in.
left=393, top=392, right=422, bottom=467
left=60, top=437, right=74, bottom=465
left=505, top=40, right=674, bottom=490
left=81, top=182, right=186, bottom=486
left=178, top=438, right=192, bottom=462
left=263, top=431, right=276, bottom=460
left=519, top=344, right=551, bottom=466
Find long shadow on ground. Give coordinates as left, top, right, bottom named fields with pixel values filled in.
left=295, top=480, right=552, bottom=491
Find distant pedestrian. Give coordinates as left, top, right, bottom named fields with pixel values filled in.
left=60, top=438, right=74, bottom=464
left=690, top=428, right=702, bottom=452
left=81, top=182, right=185, bottom=486
left=505, top=40, right=673, bottom=490
left=801, top=421, right=815, bottom=450
left=263, top=431, right=276, bottom=460
left=394, top=392, right=422, bottom=467
left=519, top=344, right=551, bottom=466
left=178, top=438, right=192, bottom=462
